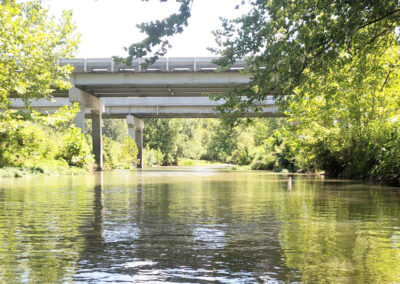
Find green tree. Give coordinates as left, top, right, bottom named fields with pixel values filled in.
left=212, top=1, right=400, bottom=111
left=102, top=119, right=129, bottom=141
left=285, top=38, right=400, bottom=180
left=0, top=104, right=94, bottom=173
left=0, top=0, right=79, bottom=108
left=125, top=0, right=193, bottom=65
left=102, top=135, right=138, bottom=169
left=143, top=118, right=182, bottom=165
left=127, top=1, right=399, bottom=113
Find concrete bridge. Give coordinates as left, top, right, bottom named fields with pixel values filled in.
left=12, top=57, right=282, bottom=169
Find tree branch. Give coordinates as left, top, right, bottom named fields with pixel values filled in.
left=359, top=8, right=400, bottom=29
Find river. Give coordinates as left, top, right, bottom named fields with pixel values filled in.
left=0, top=168, right=399, bottom=283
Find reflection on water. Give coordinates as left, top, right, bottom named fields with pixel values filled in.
left=0, top=169, right=399, bottom=283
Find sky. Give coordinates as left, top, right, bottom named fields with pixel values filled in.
left=45, top=0, right=246, bottom=58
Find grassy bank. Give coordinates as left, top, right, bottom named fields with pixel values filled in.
left=177, top=158, right=228, bottom=167
left=0, top=164, right=87, bottom=178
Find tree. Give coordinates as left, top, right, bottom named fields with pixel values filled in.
left=285, top=35, right=400, bottom=180
left=143, top=118, right=182, bottom=165
left=0, top=0, right=79, bottom=109
left=212, top=0, right=400, bottom=113
left=125, top=0, right=193, bottom=65
left=128, top=1, right=400, bottom=112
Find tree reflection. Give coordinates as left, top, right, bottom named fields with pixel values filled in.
left=0, top=176, right=94, bottom=283
left=273, top=178, right=400, bottom=283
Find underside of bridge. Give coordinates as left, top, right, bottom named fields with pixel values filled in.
left=13, top=58, right=281, bottom=170
left=66, top=87, right=281, bottom=170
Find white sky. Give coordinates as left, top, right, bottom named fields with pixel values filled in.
left=45, top=0, right=245, bottom=58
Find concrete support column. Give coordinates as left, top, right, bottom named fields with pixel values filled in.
left=91, top=110, right=103, bottom=170
left=69, top=87, right=104, bottom=170
left=126, top=115, right=144, bottom=169
left=135, top=125, right=144, bottom=169
left=126, top=115, right=136, bottom=140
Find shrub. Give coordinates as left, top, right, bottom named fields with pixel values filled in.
left=251, top=153, right=275, bottom=170
left=144, top=146, right=163, bottom=166
left=57, top=127, right=93, bottom=168
left=103, top=135, right=138, bottom=169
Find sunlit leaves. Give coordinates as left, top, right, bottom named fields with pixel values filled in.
left=0, top=1, right=79, bottom=108
left=212, top=0, right=400, bottom=113
left=284, top=39, right=400, bottom=181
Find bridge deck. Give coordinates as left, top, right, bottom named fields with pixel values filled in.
left=57, top=57, right=251, bottom=98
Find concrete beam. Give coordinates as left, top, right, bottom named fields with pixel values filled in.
left=73, top=72, right=250, bottom=88
left=103, top=105, right=280, bottom=118
left=10, top=97, right=283, bottom=118
left=68, top=87, right=104, bottom=132
left=102, top=96, right=275, bottom=106
left=69, top=87, right=104, bottom=111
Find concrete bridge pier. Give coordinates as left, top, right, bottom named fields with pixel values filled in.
left=69, top=87, right=104, bottom=170
left=126, top=115, right=145, bottom=169
left=91, top=110, right=103, bottom=171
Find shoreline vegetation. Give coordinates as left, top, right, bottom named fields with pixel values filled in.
left=1, top=115, right=400, bottom=187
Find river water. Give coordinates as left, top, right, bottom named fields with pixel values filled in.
left=0, top=168, right=399, bottom=283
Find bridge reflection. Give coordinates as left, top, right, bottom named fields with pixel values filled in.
left=74, top=170, right=292, bottom=282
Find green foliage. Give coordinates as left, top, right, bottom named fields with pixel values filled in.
left=33, top=103, right=81, bottom=131
left=143, top=118, right=181, bottom=165
left=124, top=0, right=193, bottom=66
left=0, top=0, right=79, bottom=108
left=122, top=0, right=400, bottom=184
left=0, top=105, right=93, bottom=173
left=250, top=150, right=275, bottom=170
left=0, top=0, right=81, bottom=175
left=102, top=135, right=138, bottom=169
left=0, top=117, right=49, bottom=167
left=283, top=42, right=400, bottom=181
left=202, top=120, right=238, bottom=162
left=142, top=117, right=285, bottom=168
left=102, top=119, right=129, bottom=141
left=143, top=146, right=163, bottom=167
left=128, top=1, right=399, bottom=114
left=212, top=1, right=400, bottom=113
left=57, top=127, right=93, bottom=168
left=176, top=119, right=204, bottom=160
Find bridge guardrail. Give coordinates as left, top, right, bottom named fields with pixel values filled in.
left=59, top=57, right=248, bottom=73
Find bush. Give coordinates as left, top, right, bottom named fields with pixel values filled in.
left=144, top=146, right=163, bottom=166
left=251, top=153, right=275, bottom=170
left=230, top=146, right=255, bottom=165
left=0, top=120, right=45, bottom=166
left=0, top=106, right=95, bottom=174
left=57, top=127, right=93, bottom=168
left=103, top=135, right=138, bottom=169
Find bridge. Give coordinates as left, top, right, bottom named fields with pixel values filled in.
left=12, top=57, right=282, bottom=169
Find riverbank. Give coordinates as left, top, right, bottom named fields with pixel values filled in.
left=2, top=160, right=398, bottom=187
left=0, top=164, right=87, bottom=178
left=177, top=159, right=228, bottom=167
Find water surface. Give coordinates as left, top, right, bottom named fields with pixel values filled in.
left=0, top=168, right=399, bottom=283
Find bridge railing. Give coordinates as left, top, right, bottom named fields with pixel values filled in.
left=60, top=57, right=247, bottom=73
